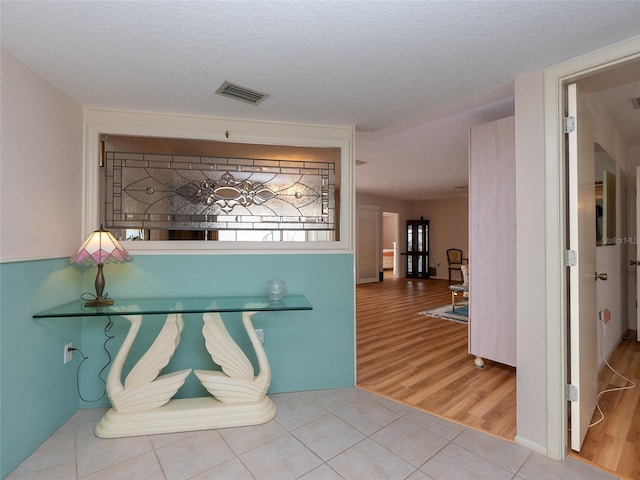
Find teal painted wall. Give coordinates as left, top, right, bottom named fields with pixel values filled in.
left=0, top=259, right=82, bottom=478
left=77, top=253, right=356, bottom=407
left=1, top=253, right=355, bottom=476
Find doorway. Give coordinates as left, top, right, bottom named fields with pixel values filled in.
left=532, top=36, right=640, bottom=462
left=563, top=58, right=640, bottom=477
left=382, top=211, right=399, bottom=279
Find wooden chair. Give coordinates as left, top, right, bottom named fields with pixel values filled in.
left=446, top=248, right=467, bottom=284
left=450, top=264, right=469, bottom=311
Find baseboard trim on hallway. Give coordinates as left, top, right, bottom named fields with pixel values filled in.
left=515, top=435, right=546, bottom=456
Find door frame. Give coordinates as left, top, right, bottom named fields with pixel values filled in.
left=543, top=38, right=640, bottom=459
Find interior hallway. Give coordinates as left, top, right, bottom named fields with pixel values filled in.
left=356, top=277, right=516, bottom=441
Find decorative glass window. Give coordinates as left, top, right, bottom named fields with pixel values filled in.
left=101, top=136, right=340, bottom=242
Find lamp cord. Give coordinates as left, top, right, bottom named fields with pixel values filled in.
left=70, top=316, right=114, bottom=403
left=588, top=318, right=636, bottom=428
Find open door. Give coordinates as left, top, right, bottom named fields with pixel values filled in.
left=567, top=82, right=599, bottom=452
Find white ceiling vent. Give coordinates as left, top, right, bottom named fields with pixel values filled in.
left=632, top=97, right=640, bottom=110
left=215, top=81, right=269, bottom=105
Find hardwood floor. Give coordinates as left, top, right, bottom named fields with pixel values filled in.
left=357, top=276, right=640, bottom=477
left=570, top=331, right=640, bottom=479
left=356, top=277, right=516, bottom=441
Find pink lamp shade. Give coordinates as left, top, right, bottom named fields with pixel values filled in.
left=69, top=226, right=131, bottom=307
left=70, top=226, right=132, bottom=266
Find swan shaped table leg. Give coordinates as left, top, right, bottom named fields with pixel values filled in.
left=95, top=311, right=276, bottom=438
left=194, top=311, right=271, bottom=403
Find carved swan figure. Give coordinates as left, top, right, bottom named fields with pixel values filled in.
left=106, top=311, right=191, bottom=412
left=194, top=309, right=271, bottom=403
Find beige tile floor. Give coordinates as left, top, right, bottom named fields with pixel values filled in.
left=6, top=388, right=618, bottom=480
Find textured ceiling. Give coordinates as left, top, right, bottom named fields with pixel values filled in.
left=2, top=1, right=639, bottom=200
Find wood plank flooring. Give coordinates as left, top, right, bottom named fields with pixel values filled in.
left=356, top=277, right=516, bottom=441
left=570, top=331, right=640, bottom=479
left=357, top=276, right=640, bottom=478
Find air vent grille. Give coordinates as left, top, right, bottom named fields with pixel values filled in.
left=632, top=97, right=640, bottom=110
left=215, top=81, right=269, bottom=105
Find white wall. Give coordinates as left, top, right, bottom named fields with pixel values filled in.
left=627, top=145, right=640, bottom=330
left=412, top=197, right=469, bottom=279
left=382, top=213, right=396, bottom=250
left=514, top=70, right=548, bottom=453
left=584, top=95, right=629, bottom=173
left=0, top=50, right=83, bottom=262
left=595, top=246, right=624, bottom=367
left=583, top=93, right=630, bottom=366
left=628, top=146, right=640, bottom=171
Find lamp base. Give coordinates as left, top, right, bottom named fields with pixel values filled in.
left=84, top=297, right=114, bottom=307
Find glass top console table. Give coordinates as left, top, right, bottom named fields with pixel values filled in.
left=34, top=295, right=312, bottom=318
left=34, top=295, right=312, bottom=438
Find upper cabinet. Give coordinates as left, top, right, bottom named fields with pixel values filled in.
left=468, top=115, right=516, bottom=367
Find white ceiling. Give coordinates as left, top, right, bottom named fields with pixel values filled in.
left=2, top=1, right=639, bottom=200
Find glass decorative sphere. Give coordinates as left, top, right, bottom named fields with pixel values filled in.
left=266, top=278, right=287, bottom=301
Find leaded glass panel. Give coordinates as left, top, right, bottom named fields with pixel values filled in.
left=104, top=151, right=336, bottom=232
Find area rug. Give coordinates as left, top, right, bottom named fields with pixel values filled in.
left=419, top=304, right=468, bottom=323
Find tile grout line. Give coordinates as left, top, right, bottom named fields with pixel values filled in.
left=150, top=441, right=169, bottom=480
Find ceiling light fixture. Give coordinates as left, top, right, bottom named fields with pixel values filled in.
left=215, top=81, right=269, bottom=105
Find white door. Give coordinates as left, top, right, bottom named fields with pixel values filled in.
left=356, top=204, right=380, bottom=284
left=567, top=82, right=599, bottom=452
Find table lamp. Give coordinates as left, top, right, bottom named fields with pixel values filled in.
left=69, top=225, right=132, bottom=307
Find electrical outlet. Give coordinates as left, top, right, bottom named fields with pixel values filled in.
left=255, top=329, right=265, bottom=344
left=64, top=343, right=73, bottom=364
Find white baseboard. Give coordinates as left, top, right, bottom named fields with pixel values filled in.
left=515, top=435, right=547, bottom=456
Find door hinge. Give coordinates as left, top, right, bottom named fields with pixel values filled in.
left=565, top=250, right=577, bottom=267
left=563, top=116, right=576, bottom=133
left=566, top=384, right=578, bottom=402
